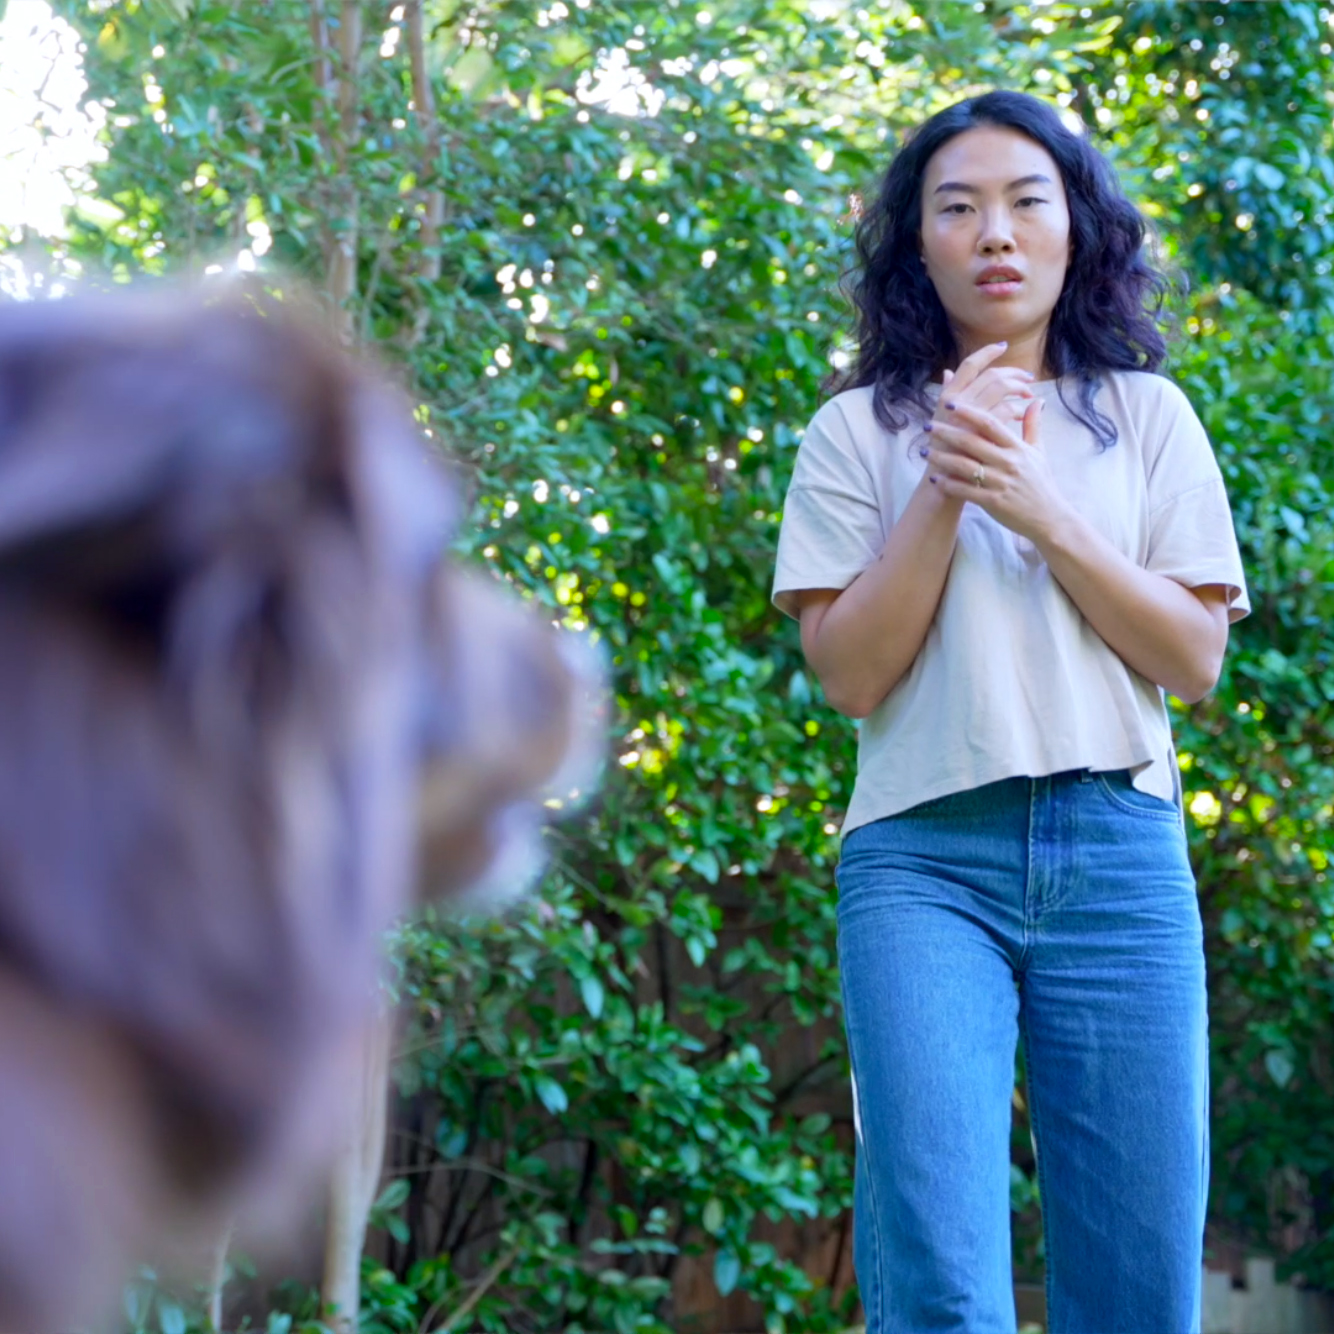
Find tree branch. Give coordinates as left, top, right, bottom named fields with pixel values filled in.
left=323, top=0, right=364, bottom=342
left=309, top=0, right=332, bottom=97
left=430, top=1247, right=519, bottom=1334
left=404, top=0, right=446, bottom=346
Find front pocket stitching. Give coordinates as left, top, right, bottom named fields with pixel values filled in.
left=1093, top=772, right=1180, bottom=821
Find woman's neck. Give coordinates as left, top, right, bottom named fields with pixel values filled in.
left=954, top=327, right=1049, bottom=379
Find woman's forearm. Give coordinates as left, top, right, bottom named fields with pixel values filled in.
left=801, top=478, right=964, bottom=718
left=1035, top=506, right=1229, bottom=703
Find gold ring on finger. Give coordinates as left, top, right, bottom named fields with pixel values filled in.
left=973, top=465, right=986, bottom=488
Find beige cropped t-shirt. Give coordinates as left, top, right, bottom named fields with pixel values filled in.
left=772, top=372, right=1250, bottom=837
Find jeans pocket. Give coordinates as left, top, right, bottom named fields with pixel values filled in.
left=1093, top=769, right=1181, bottom=822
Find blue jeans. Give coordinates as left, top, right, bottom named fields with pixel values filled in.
left=836, top=770, right=1207, bottom=1334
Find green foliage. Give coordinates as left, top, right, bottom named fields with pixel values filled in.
left=1170, top=293, right=1334, bottom=1282
left=43, top=0, right=1334, bottom=1318
left=1112, top=2, right=1334, bottom=322
left=378, top=898, right=851, bottom=1330
left=123, top=1269, right=199, bottom=1334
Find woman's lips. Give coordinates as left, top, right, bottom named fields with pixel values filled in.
left=977, top=278, right=1022, bottom=297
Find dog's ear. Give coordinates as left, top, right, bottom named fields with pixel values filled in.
left=0, top=300, right=290, bottom=566
left=0, top=296, right=447, bottom=598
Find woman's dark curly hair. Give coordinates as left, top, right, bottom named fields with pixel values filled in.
left=833, top=90, right=1172, bottom=449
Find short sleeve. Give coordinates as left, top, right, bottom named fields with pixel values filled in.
left=1145, top=383, right=1250, bottom=621
left=772, top=400, right=885, bottom=620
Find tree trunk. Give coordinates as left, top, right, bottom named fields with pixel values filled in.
left=321, top=1017, right=392, bottom=1333
left=405, top=0, right=446, bottom=346
left=204, top=1220, right=233, bottom=1332
left=310, top=0, right=364, bottom=343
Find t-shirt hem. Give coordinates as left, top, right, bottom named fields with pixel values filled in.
left=838, top=745, right=1169, bottom=839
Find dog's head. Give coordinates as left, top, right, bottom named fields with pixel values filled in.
left=0, top=285, right=598, bottom=1325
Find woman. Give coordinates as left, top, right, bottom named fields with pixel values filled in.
left=772, top=92, right=1248, bottom=1333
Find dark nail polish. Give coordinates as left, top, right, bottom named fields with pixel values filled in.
left=929, top=475, right=938, bottom=484
left=944, top=401, right=956, bottom=411
left=923, top=421, right=934, bottom=432
left=918, top=445, right=929, bottom=458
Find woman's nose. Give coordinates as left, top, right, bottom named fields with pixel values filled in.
left=977, top=213, right=1016, bottom=254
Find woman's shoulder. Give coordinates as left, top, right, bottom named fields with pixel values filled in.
left=810, top=382, right=878, bottom=431
left=1095, top=370, right=1220, bottom=490
left=1098, top=368, right=1198, bottom=420
left=805, top=382, right=920, bottom=448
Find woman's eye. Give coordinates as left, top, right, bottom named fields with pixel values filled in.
left=1016, top=196, right=1047, bottom=207
left=943, top=203, right=971, bottom=215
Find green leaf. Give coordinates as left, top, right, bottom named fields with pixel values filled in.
left=1254, top=162, right=1286, bottom=191
left=158, top=1301, right=186, bottom=1334
left=123, top=1280, right=151, bottom=1331
left=534, top=1074, right=569, bottom=1115
left=1279, top=505, right=1308, bottom=539
left=714, top=1249, right=741, bottom=1296
left=580, top=973, right=605, bottom=1018
left=689, top=848, right=720, bottom=883
left=1265, top=1049, right=1295, bottom=1089
left=373, top=1178, right=410, bottom=1212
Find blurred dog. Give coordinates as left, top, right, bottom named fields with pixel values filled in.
left=0, top=285, right=598, bottom=1328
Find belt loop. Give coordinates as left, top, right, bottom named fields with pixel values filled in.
left=1078, top=768, right=1093, bottom=783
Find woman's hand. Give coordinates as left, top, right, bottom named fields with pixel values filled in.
left=933, top=341, right=1036, bottom=430
left=925, top=398, right=1229, bottom=699
left=923, top=398, right=1072, bottom=543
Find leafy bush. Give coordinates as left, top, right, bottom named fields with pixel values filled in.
left=1172, top=295, right=1334, bottom=1284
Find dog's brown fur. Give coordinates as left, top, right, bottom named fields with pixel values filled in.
left=0, top=286, right=593, bottom=1328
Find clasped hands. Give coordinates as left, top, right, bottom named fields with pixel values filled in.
left=921, top=341, right=1071, bottom=546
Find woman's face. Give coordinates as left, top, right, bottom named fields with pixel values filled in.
left=919, top=125, right=1072, bottom=372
